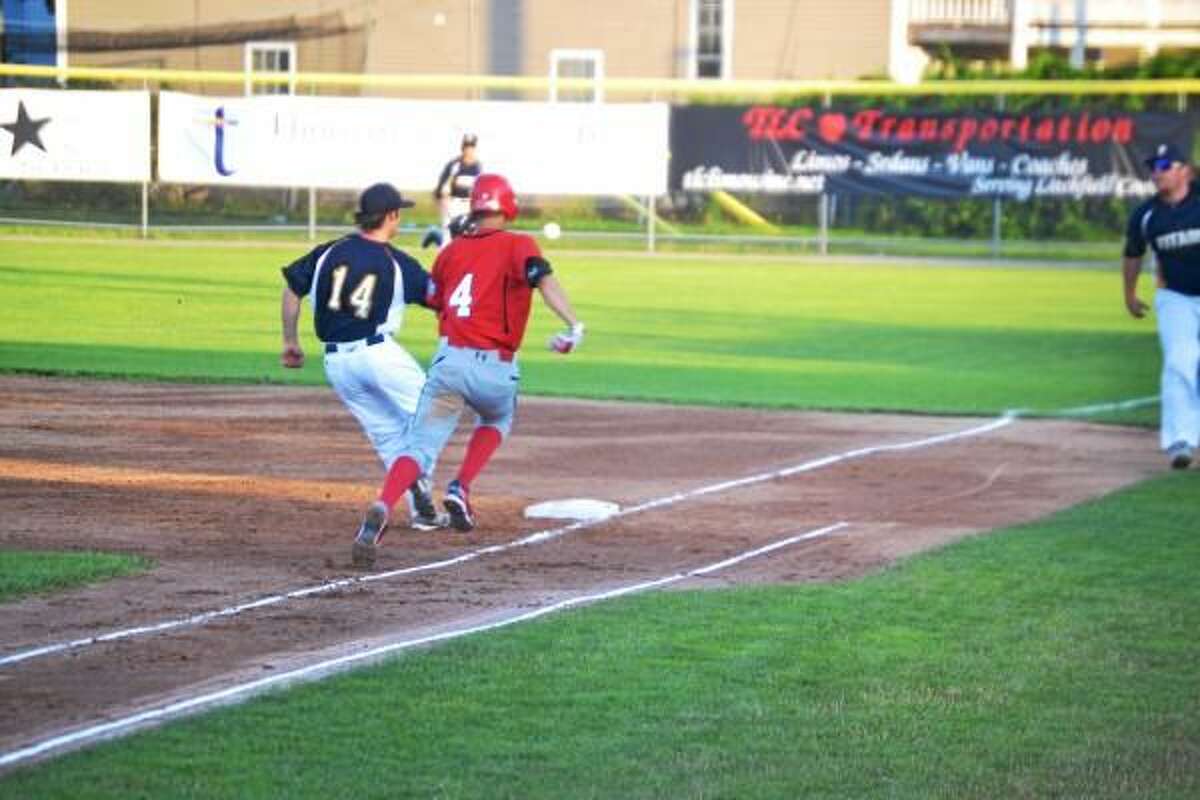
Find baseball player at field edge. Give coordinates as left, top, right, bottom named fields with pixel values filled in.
left=352, top=173, right=584, bottom=567
left=423, top=132, right=482, bottom=250
left=1123, top=142, right=1200, bottom=469
left=280, top=182, right=448, bottom=532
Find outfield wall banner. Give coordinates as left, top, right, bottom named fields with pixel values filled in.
left=671, top=105, right=1197, bottom=200
left=158, top=92, right=669, bottom=195
left=0, top=89, right=150, bottom=182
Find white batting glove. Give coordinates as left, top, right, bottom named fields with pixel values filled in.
left=549, top=321, right=585, bottom=354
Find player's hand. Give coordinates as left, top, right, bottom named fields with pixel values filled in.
left=448, top=214, right=475, bottom=239
left=1125, top=294, right=1149, bottom=319
left=549, top=322, right=585, bottom=354
left=280, top=344, right=305, bottom=368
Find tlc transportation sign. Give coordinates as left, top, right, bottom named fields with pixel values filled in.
left=670, top=105, right=1195, bottom=199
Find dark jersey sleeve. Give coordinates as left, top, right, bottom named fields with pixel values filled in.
left=1123, top=199, right=1153, bottom=259
left=509, top=233, right=543, bottom=285
left=524, top=256, right=553, bottom=288
left=281, top=239, right=337, bottom=296
left=389, top=246, right=434, bottom=306
left=434, top=158, right=456, bottom=198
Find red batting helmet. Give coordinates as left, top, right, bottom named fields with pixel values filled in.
left=470, top=173, right=518, bottom=220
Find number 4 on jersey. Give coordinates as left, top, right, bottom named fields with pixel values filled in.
left=449, top=273, right=474, bottom=318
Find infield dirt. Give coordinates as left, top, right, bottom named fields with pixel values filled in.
left=0, top=375, right=1163, bottom=760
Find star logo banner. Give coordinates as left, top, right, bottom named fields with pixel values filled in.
left=0, top=89, right=151, bottom=182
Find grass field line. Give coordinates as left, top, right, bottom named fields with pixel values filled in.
left=0, top=412, right=1021, bottom=671
left=1030, top=394, right=1159, bottom=417
left=0, top=521, right=849, bottom=772
left=0, top=232, right=1115, bottom=269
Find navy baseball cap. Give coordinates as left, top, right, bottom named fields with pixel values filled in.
left=1144, top=142, right=1189, bottom=168
left=357, top=182, right=414, bottom=216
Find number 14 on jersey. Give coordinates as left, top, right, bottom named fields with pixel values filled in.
left=327, top=264, right=377, bottom=320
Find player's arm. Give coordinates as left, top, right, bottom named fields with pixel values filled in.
left=524, top=254, right=583, bottom=352
left=1122, top=207, right=1150, bottom=319
left=393, top=248, right=438, bottom=310
left=434, top=160, right=455, bottom=199
left=278, top=241, right=331, bottom=368
left=1122, top=256, right=1148, bottom=319
left=424, top=250, right=447, bottom=312
left=537, top=273, right=579, bottom=329
left=280, top=286, right=305, bottom=368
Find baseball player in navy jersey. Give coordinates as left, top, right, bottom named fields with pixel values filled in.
left=351, top=173, right=584, bottom=567
left=1123, top=142, right=1200, bottom=469
left=423, top=133, right=482, bottom=250
left=280, top=182, right=448, bottom=531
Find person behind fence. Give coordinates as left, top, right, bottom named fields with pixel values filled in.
left=280, top=182, right=449, bottom=532
left=351, top=172, right=585, bottom=568
left=422, top=132, right=481, bottom=250
left=1122, top=142, right=1200, bottom=470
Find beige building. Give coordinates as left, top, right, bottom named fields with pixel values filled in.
left=42, top=1, right=1200, bottom=94
left=59, top=0, right=896, bottom=95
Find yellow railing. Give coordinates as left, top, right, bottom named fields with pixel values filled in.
left=1, top=62, right=1198, bottom=98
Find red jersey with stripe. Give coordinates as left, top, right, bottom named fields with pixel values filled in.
left=428, top=227, right=541, bottom=353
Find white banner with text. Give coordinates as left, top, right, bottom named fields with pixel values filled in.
left=157, top=92, right=668, bottom=195
left=0, top=89, right=150, bottom=182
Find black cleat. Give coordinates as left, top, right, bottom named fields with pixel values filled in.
left=410, top=477, right=449, bottom=530
left=352, top=501, right=388, bottom=568
left=443, top=480, right=475, bottom=532
left=1167, top=441, right=1193, bottom=470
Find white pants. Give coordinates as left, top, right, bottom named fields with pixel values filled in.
left=323, top=337, right=426, bottom=468
left=400, top=342, right=519, bottom=475
left=439, top=197, right=470, bottom=249
left=1154, top=288, right=1200, bottom=450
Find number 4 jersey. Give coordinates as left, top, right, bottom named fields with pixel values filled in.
left=429, top=228, right=548, bottom=353
left=282, top=234, right=433, bottom=342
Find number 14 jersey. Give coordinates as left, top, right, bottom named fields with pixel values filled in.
left=282, top=234, right=432, bottom=343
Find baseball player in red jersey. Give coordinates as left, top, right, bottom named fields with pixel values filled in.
left=351, top=173, right=584, bottom=567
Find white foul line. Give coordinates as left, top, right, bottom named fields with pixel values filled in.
left=0, top=521, right=849, bottom=771
left=1040, top=394, right=1158, bottom=417
left=1, top=393, right=1156, bottom=669
left=0, top=412, right=1020, bottom=670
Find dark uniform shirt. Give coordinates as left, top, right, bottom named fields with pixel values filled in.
left=434, top=157, right=482, bottom=200
left=1124, top=180, right=1200, bottom=296
left=282, top=234, right=432, bottom=343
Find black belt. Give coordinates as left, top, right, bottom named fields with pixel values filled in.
left=325, top=333, right=386, bottom=354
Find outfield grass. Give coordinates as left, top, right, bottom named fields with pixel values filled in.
left=0, top=235, right=1188, bottom=794
left=0, top=237, right=1160, bottom=420
left=0, top=550, right=150, bottom=603
left=2, top=473, right=1195, bottom=798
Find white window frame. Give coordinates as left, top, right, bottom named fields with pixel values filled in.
left=56, top=0, right=70, bottom=83
left=244, top=41, right=297, bottom=95
left=549, top=48, right=605, bottom=103
left=688, top=0, right=734, bottom=80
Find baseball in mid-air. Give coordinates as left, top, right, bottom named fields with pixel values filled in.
left=542, top=221, right=562, bottom=240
